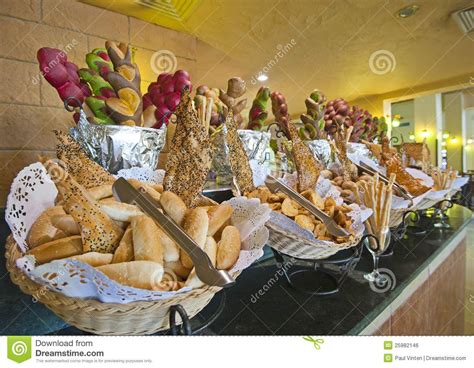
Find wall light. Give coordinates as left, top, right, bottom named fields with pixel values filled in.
left=421, top=129, right=429, bottom=138
left=441, top=141, right=447, bottom=147
left=450, top=136, right=458, bottom=144
left=442, top=132, right=450, bottom=139
left=467, top=138, right=473, bottom=144
left=409, top=133, right=416, bottom=141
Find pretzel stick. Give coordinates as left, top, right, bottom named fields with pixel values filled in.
left=375, top=181, right=384, bottom=230
left=379, top=185, right=392, bottom=250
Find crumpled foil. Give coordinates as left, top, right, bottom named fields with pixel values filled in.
left=305, top=139, right=331, bottom=167
left=70, top=110, right=166, bottom=174
left=210, top=128, right=271, bottom=185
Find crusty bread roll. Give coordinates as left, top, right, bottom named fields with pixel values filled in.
left=180, top=207, right=209, bottom=269
left=160, top=191, right=187, bottom=225
left=27, top=206, right=67, bottom=248
left=155, top=226, right=180, bottom=262
left=27, top=235, right=83, bottom=264
left=131, top=215, right=163, bottom=265
left=112, top=225, right=134, bottom=263
left=216, top=226, right=240, bottom=270
left=127, top=179, right=161, bottom=203
left=184, top=236, right=218, bottom=289
left=87, top=184, right=113, bottom=200
left=152, top=183, right=164, bottom=193
left=184, top=269, right=204, bottom=289
left=70, top=252, right=113, bottom=267
left=97, top=261, right=164, bottom=290
left=164, top=260, right=191, bottom=279
left=99, top=198, right=143, bottom=222
left=207, top=204, right=233, bottom=236
left=50, top=214, right=80, bottom=236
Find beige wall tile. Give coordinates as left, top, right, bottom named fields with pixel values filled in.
left=0, top=16, right=88, bottom=65
left=0, top=0, right=41, bottom=22
left=0, top=58, right=40, bottom=105
left=0, top=104, right=72, bottom=150
left=130, top=17, right=196, bottom=59
left=0, top=150, right=55, bottom=207
left=42, top=0, right=129, bottom=42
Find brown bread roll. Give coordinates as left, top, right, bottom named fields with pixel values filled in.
left=70, top=252, right=113, bottom=267
left=180, top=207, right=209, bottom=269
left=131, top=215, right=163, bottom=265
left=112, top=225, right=134, bottom=263
left=216, top=226, right=240, bottom=270
left=50, top=214, right=80, bottom=236
left=27, top=235, right=83, bottom=264
left=27, top=206, right=67, bottom=248
left=207, top=204, right=233, bottom=236
left=160, top=191, right=187, bottom=225
left=97, top=261, right=164, bottom=290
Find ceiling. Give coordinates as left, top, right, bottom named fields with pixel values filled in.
left=81, top=0, right=474, bottom=116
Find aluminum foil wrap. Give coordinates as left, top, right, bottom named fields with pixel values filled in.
left=70, top=111, right=166, bottom=174
left=305, top=139, right=331, bottom=168
left=210, top=128, right=271, bottom=184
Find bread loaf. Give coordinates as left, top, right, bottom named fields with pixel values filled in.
left=216, top=226, right=240, bottom=270
left=97, top=261, right=164, bottom=290
left=50, top=214, right=80, bottom=236
left=112, top=225, right=134, bottom=263
left=70, top=252, right=113, bottom=267
left=180, top=207, right=209, bottom=269
left=160, top=191, right=187, bottom=225
left=131, top=215, right=163, bottom=265
left=27, top=235, right=83, bottom=264
left=27, top=206, right=67, bottom=248
left=207, top=204, right=233, bottom=236
left=99, top=198, right=143, bottom=222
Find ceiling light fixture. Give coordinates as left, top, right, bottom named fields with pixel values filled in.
left=397, top=5, right=419, bottom=18
left=257, top=74, right=268, bottom=82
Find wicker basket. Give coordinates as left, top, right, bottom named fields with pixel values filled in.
left=267, top=223, right=360, bottom=260
left=5, top=235, right=221, bottom=335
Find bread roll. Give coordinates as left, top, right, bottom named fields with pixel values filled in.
left=87, top=184, right=113, bottom=200
left=156, top=226, right=180, bottom=262
left=160, top=191, right=187, bottom=225
left=50, top=214, right=80, bottom=235
left=97, top=261, right=164, bottom=290
left=27, top=235, right=83, bottom=264
left=27, top=206, right=67, bottom=248
left=99, top=198, right=143, bottom=222
left=164, top=260, right=191, bottom=279
left=204, top=236, right=217, bottom=267
left=184, top=269, right=204, bottom=289
left=70, top=252, right=113, bottom=267
left=216, top=226, right=240, bottom=270
left=207, top=204, right=233, bottom=236
left=112, top=225, right=134, bottom=263
left=127, top=179, right=161, bottom=203
left=131, top=215, right=163, bottom=265
left=180, top=207, right=209, bottom=269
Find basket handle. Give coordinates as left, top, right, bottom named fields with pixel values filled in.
left=169, top=304, right=192, bottom=335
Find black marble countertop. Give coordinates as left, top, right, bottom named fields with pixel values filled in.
left=1, top=205, right=472, bottom=336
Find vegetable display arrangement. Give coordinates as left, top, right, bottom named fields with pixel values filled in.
left=194, top=85, right=225, bottom=128
left=299, top=89, right=327, bottom=140
left=270, top=91, right=290, bottom=138
left=38, top=43, right=191, bottom=128
left=142, top=70, right=192, bottom=128
left=247, top=86, right=271, bottom=131
left=323, top=97, right=350, bottom=135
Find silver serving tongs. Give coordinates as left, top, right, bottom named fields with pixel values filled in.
left=112, top=178, right=235, bottom=288
left=356, top=161, right=413, bottom=202
left=264, top=175, right=350, bottom=238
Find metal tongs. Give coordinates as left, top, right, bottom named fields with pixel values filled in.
left=356, top=161, right=413, bottom=202
left=264, top=175, right=350, bottom=238
left=112, top=178, right=235, bottom=288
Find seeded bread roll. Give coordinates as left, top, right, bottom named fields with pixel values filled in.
left=27, top=206, right=67, bottom=248
left=216, top=226, right=240, bottom=270
left=112, top=225, right=134, bottom=263
left=131, top=215, right=163, bottom=265
left=180, top=207, right=209, bottom=269
left=27, top=235, right=83, bottom=264
left=99, top=198, right=143, bottom=222
left=70, top=252, right=113, bottom=267
left=207, top=204, right=233, bottom=236
left=97, top=261, right=164, bottom=290
left=160, top=191, right=187, bottom=225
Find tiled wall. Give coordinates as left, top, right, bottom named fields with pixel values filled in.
left=0, top=0, right=197, bottom=206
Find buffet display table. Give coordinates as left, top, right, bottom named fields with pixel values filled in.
left=1, top=205, right=470, bottom=336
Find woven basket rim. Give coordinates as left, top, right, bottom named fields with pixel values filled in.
left=5, top=235, right=220, bottom=309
